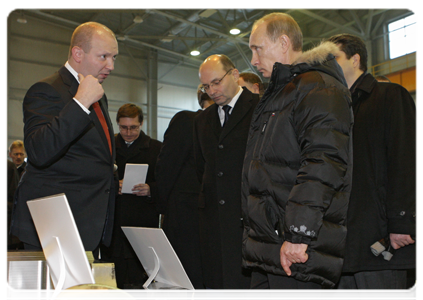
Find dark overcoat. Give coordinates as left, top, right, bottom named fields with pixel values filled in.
left=193, top=87, right=259, bottom=289
left=342, top=73, right=416, bottom=273
left=104, top=131, right=163, bottom=259
left=155, top=109, right=204, bottom=288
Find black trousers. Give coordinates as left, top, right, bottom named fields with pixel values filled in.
left=251, top=268, right=322, bottom=289
left=336, top=270, right=408, bottom=289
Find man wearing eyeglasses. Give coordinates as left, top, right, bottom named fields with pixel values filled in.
left=100, top=103, right=162, bottom=289
left=193, top=54, right=260, bottom=289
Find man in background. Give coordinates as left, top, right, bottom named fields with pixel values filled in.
left=155, top=86, right=212, bottom=289
left=101, top=103, right=162, bottom=289
left=11, top=22, right=118, bottom=252
left=8, top=140, right=26, bottom=178
left=328, top=33, right=415, bottom=289
left=7, top=160, right=22, bottom=250
left=238, top=71, right=264, bottom=97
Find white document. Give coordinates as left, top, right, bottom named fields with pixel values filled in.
left=122, top=227, right=194, bottom=289
left=26, top=193, right=95, bottom=290
left=121, top=163, right=149, bottom=194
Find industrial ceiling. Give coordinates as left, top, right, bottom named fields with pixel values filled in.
left=13, top=9, right=413, bottom=72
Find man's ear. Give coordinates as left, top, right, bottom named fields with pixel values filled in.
left=72, top=46, right=84, bottom=63
left=232, top=68, right=240, bottom=81
left=352, top=53, right=361, bottom=69
left=279, top=35, right=290, bottom=53
left=253, top=83, right=260, bottom=94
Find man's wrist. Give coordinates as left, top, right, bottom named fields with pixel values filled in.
left=73, top=98, right=91, bottom=114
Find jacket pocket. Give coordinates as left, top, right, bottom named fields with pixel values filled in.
left=247, top=194, right=282, bottom=243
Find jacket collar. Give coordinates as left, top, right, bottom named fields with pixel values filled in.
left=58, top=65, right=79, bottom=96
left=205, top=87, right=256, bottom=141
left=116, top=130, right=150, bottom=151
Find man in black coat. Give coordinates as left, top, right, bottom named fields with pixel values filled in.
left=100, top=103, right=162, bottom=289
left=328, top=34, right=415, bottom=289
left=11, top=22, right=118, bottom=252
left=193, top=54, right=259, bottom=289
left=155, top=88, right=212, bottom=289
left=242, top=13, right=353, bottom=289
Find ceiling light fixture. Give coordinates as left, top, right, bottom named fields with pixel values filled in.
left=230, top=28, right=241, bottom=35
left=190, top=50, right=200, bottom=56
left=133, top=15, right=143, bottom=23
left=17, top=11, right=27, bottom=24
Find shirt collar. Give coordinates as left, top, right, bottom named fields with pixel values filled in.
left=219, top=86, right=242, bottom=110
left=65, top=61, right=80, bottom=83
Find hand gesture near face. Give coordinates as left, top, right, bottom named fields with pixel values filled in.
left=75, top=74, right=104, bottom=109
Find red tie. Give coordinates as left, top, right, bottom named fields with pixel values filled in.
left=92, top=102, right=112, bottom=155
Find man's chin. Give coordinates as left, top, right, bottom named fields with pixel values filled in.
left=260, top=70, right=271, bottom=78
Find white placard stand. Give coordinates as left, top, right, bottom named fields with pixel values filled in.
left=27, top=193, right=95, bottom=292
left=142, top=247, right=160, bottom=289
left=122, top=227, right=194, bottom=290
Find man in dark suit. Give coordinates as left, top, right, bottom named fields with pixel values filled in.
left=155, top=87, right=212, bottom=289
left=193, top=54, right=259, bottom=289
left=11, top=22, right=118, bottom=252
left=100, top=103, right=162, bottom=289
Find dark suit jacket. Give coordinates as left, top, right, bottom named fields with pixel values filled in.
left=11, top=66, right=116, bottom=251
left=8, top=160, right=22, bottom=249
left=17, top=161, right=26, bottom=178
left=155, top=109, right=204, bottom=288
left=193, top=87, right=259, bottom=289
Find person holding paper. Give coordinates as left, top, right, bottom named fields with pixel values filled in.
left=100, top=103, right=162, bottom=289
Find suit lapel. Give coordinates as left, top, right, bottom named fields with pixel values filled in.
left=219, top=90, right=252, bottom=141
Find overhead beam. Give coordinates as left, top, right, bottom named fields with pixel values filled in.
left=233, top=42, right=257, bottom=74
left=126, top=35, right=248, bottom=42
left=349, top=10, right=365, bottom=35
left=149, top=9, right=249, bottom=46
left=365, top=9, right=375, bottom=37
left=300, top=9, right=362, bottom=36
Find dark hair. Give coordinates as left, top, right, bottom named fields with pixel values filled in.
left=327, top=33, right=368, bottom=72
left=197, top=84, right=212, bottom=108
left=239, top=72, right=264, bottom=96
left=254, top=12, right=303, bottom=52
left=116, top=103, right=144, bottom=124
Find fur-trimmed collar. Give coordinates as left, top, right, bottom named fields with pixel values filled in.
left=293, top=41, right=339, bottom=66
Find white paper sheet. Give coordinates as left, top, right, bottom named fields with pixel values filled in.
left=121, top=163, right=149, bottom=194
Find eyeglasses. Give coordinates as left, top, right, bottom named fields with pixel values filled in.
left=200, top=69, right=233, bottom=93
left=119, top=124, right=141, bottom=132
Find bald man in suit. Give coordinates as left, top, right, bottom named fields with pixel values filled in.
left=11, top=22, right=118, bottom=252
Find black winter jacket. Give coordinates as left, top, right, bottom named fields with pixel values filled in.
left=241, top=42, right=354, bottom=288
